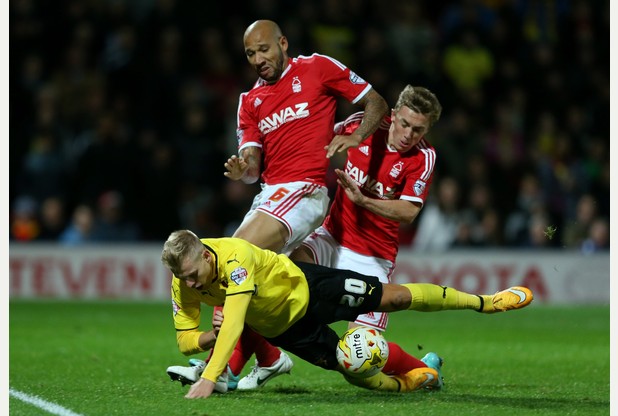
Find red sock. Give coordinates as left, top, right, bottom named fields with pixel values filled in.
left=382, top=341, right=426, bottom=375
left=241, top=327, right=281, bottom=367
left=227, top=338, right=252, bottom=375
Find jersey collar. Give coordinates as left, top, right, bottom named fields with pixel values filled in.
left=202, top=243, right=219, bottom=284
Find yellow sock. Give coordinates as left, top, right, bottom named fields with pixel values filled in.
left=404, top=283, right=481, bottom=311
left=343, top=371, right=400, bottom=392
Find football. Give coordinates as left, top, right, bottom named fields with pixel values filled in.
left=336, top=326, right=389, bottom=378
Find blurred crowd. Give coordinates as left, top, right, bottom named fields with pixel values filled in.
left=10, top=0, right=609, bottom=253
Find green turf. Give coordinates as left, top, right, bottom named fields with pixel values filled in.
left=9, top=301, right=610, bottom=416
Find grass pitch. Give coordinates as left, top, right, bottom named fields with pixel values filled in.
left=9, top=301, right=610, bottom=416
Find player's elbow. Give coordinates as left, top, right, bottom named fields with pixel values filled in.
left=241, top=165, right=261, bottom=184
left=400, top=203, right=422, bottom=224
left=176, top=337, right=195, bottom=356
left=176, top=329, right=204, bottom=356
left=178, top=346, right=193, bottom=356
left=364, top=90, right=388, bottom=116
left=400, top=214, right=416, bottom=225
left=241, top=174, right=260, bottom=184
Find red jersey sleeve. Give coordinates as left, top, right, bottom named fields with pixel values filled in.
left=237, top=90, right=263, bottom=153
left=311, top=54, right=372, bottom=104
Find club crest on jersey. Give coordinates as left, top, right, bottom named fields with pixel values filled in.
left=349, top=71, right=366, bottom=85
left=230, top=267, right=248, bottom=285
left=389, top=162, right=403, bottom=178
left=413, top=179, right=427, bottom=196
left=292, top=76, right=302, bottom=93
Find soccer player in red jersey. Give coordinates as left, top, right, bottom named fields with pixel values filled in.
left=290, top=85, right=447, bottom=387
left=167, top=19, right=388, bottom=391
left=226, top=19, right=388, bottom=254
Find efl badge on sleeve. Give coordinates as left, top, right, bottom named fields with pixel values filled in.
left=230, top=267, right=248, bottom=285
left=413, top=180, right=427, bottom=196
left=349, top=71, right=366, bottom=84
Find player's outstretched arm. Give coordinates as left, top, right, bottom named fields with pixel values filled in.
left=335, top=169, right=422, bottom=223
left=325, top=88, right=388, bottom=158
left=334, top=168, right=364, bottom=204
left=325, top=133, right=364, bottom=159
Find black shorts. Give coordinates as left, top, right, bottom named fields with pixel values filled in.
left=265, top=262, right=383, bottom=370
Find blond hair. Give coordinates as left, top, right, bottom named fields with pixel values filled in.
left=394, top=85, right=442, bottom=126
left=161, top=230, right=203, bottom=276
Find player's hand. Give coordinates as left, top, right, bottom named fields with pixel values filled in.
left=212, top=309, right=224, bottom=335
left=325, top=134, right=363, bottom=158
left=185, top=377, right=216, bottom=399
left=224, top=155, right=249, bottom=180
left=335, top=169, right=365, bottom=205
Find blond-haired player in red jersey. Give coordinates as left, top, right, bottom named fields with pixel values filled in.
left=166, top=19, right=388, bottom=391
left=290, top=85, right=447, bottom=388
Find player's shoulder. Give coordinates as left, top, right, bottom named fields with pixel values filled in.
left=335, top=111, right=364, bottom=134
left=415, top=137, right=436, bottom=155
left=404, top=140, right=436, bottom=162
left=402, top=138, right=437, bottom=172
left=294, top=53, right=348, bottom=70
left=244, top=80, right=267, bottom=95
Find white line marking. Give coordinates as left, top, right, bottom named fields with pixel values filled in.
left=9, top=388, right=84, bottom=416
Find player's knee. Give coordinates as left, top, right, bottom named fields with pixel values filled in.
left=380, top=285, right=411, bottom=311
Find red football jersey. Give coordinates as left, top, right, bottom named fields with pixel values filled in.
left=236, top=54, right=372, bottom=186
left=323, top=112, right=437, bottom=261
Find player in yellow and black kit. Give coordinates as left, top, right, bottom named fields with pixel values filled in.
left=162, top=229, right=533, bottom=399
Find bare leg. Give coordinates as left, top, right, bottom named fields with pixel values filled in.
left=233, top=211, right=289, bottom=252
left=378, top=284, right=413, bottom=311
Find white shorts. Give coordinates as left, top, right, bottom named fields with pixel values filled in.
left=240, top=181, right=329, bottom=255
left=301, top=226, right=395, bottom=331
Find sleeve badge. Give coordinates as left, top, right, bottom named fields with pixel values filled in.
left=413, top=180, right=427, bottom=196
left=230, top=267, right=249, bottom=285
